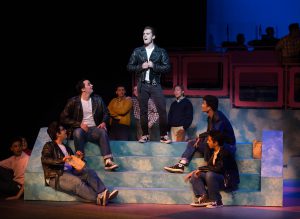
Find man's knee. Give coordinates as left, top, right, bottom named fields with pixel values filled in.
left=73, top=128, right=85, bottom=139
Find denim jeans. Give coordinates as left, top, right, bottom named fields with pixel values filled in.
left=73, top=127, right=112, bottom=159
left=181, top=138, right=236, bottom=163
left=181, top=138, right=212, bottom=163
left=190, top=171, right=224, bottom=201
left=139, top=83, right=168, bottom=136
left=49, top=168, right=106, bottom=202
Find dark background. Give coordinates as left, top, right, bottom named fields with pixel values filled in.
left=1, top=1, right=207, bottom=159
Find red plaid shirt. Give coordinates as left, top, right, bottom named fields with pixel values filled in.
left=132, top=96, right=159, bottom=128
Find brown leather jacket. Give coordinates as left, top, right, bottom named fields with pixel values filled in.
left=41, top=141, right=74, bottom=189
left=60, top=94, right=110, bottom=132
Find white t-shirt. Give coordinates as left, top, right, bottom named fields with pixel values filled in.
left=81, top=98, right=96, bottom=127
left=145, top=46, right=154, bottom=82
left=57, top=144, right=72, bottom=171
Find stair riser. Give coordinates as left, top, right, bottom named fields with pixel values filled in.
left=68, top=141, right=253, bottom=159
left=85, top=156, right=261, bottom=174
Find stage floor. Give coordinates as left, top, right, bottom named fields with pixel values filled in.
left=1, top=179, right=299, bottom=219
left=1, top=200, right=300, bottom=219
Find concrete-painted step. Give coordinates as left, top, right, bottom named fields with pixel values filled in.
left=97, top=171, right=260, bottom=190
left=68, top=141, right=253, bottom=159
left=86, top=156, right=261, bottom=174
left=24, top=172, right=280, bottom=206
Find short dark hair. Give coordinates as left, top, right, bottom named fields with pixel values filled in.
left=208, top=130, right=224, bottom=146
left=144, top=26, right=156, bottom=36
left=47, top=121, right=61, bottom=141
left=203, top=95, right=218, bottom=111
left=10, top=137, right=22, bottom=147
left=76, top=79, right=88, bottom=94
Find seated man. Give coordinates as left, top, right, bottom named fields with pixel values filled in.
left=185, top=130, right=240, bottom=208
left=41, top=121, right=118, bottom=206
left=60, top=79, right=118, bottom=171
left=164, top=95, right=236, bottom=173
left=0, top=137, right=29, bottom=200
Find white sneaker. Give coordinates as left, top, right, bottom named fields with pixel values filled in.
left=139, top=135, right=149, bottom=143
left=160, top=135, right=171, bottom=144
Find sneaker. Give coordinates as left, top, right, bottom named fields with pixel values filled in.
left=96, top=189, right=109, bottom=206
left=139, top=135, right=150, bottom=143
left=108, top=189, right=118, bottom=201
left=190, top=194, right=212, bottom=207
left=206, top=200, right=223, bottom=208
left=164, top=163, right=184, bottom=173
left=105, top=160, right=119, bottom=171
left=160, top=135, right=171, bottom=144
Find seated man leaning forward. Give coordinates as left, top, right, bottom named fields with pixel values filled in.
left=185, top=130, right=240, bottom=208
left=41, top=121, right=118, bottom=206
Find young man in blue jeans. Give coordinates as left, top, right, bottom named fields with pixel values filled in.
left=184, top=130, right=239, bottom=208
left=41, top=121, right=118, bottom=206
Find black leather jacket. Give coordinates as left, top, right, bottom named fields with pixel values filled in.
left=41, top=141, right=74, bottom=188
left=60, top=94, right=110, bottom=129
left=127, top=45, right=171, bottom=85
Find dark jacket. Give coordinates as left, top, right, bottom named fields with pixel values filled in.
left=200, top=110, right=236, bottom=146
left=60, top=94, right=110, bottom=129
left=127, top=45, right=171, bottom=85
left=41, top=141, right=74, bottom=189
left=205, top=147, right=240, bottom=191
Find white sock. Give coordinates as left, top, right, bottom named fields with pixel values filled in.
left=180, top=160, right=187, bottom=165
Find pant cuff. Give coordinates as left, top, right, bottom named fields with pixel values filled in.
left=103, top=154, right=113, bottom=160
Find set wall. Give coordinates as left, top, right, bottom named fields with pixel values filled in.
left=165, top=97, right=300, bottom=166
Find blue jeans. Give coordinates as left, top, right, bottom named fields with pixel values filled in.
left=73, top=127, right=112, bottom=159
left=190, top=171, right=224, bottom=201
left=181, top=138, right=236, bottom=163
left=181, top=138, right=211, bottom=163
left=49, top=168, right=106, bottom=202
left=139, top=83, right=168, bottom=136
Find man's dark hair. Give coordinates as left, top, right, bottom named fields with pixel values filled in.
left=208, top=130, right=224, bottom=146
left=47, top=121, right=61, bottom=141
left=144, top=26, right=156, bottom=36
left=10, top=137, right=22, bottom=147
left=203, top=95, right=218, bottom=111
left=76, top=79, right=88, bottom=94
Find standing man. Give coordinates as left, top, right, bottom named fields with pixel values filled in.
left=127, top=26, right=171, bottom=144
left=60, top=79, right=118, bottom=171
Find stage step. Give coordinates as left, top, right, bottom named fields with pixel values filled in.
left=24, top=128, right=283, bottom=206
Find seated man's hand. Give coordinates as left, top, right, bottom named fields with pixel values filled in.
left=193, top=137, right=200, bottom=148
left=75, top=151, right=84, bottom=160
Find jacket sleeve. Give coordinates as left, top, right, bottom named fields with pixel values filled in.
left=152, top=48, right=171, bottom=74
left=60, top=98, right=81, bottom=128
left=127, top=48, right=144, bottom=74
left=41, top=142, right=65, bottom=166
